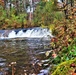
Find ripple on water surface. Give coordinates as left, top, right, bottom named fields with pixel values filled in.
left=0, top=38, right=51, bottom=74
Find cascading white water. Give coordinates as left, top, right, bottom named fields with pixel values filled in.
left=0, top=27, right=53, bottom=39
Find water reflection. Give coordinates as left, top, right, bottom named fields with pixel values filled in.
left=0, top=38, right=51, bottom=75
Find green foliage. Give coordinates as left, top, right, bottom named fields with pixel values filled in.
left=33, top=0, right=65, bottom=26
left=0, top=7, right=27, bottom=29
left=11, top=13, right=27, bottom=24
left=52, top=58, right=76, bottom=75
left=0, top=7, right=6, bottom=20
left=50, top=20, right=76, bottom=64
left=49, top=19, right=76, bottom=74
left=54, top=12, right=65, bottom=22
left=0, top=7, right=6, bottom=27
left=52, top=41, right=76, bottom=65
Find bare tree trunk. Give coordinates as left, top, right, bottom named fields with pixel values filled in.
left=4, top=0, right=7, bottom=9
left=23, top=0, right=26, bottom=12
left=4, top=0, right=9, bottom=17
left=29, top=0, right=33, bottom=22
left=15, top=0, right=19, bottom=15
left=9, top=0, right=12, bottom=17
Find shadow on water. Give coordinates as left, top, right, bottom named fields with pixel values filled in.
left=0, top=38, right=51, bottom=75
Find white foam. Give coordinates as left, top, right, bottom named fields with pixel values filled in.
left=8, top=31, right=16, bottom=38
left=0, top=28, right=53, bottom=39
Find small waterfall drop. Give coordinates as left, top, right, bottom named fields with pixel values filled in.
left=0, top=27, right=53, bottom=39
left=8, top=31, right=16, bottom=38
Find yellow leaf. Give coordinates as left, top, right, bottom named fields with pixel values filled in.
left=45, top=50, right=52, bottom=57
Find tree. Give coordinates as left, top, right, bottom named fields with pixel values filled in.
left=59, top=0, right=75, bottom=19
left=33, top=0, right=64, bottom=26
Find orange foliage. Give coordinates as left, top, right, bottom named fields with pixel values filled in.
left=0, top=0, right=4, bottom=7
left=72, top=73, right=76, bottom=75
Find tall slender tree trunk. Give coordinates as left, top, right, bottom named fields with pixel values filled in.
left=29, top=0, right=32, bottom=22
left=4, top=0, right=9, bottom=17
left=15, top=0, right=19, bottom=15
left=9, top=0, right=12, bottom=17
left=4, top=0, right=7, bottom=9
left=23, top=0, right=26, bottom=12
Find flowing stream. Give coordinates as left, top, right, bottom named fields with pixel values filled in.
left=0, top=27, right=53, bottom=75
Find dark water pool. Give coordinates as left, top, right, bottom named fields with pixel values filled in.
left=0, top=38, right=51, bottom=75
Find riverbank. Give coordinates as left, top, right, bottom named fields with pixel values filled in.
left=48, top=19, right=76, bottom=74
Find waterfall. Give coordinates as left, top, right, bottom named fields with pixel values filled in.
left=0, top=27, right=53, bottom=40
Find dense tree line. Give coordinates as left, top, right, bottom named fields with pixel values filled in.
left=0, top=0, right=75, bottom=29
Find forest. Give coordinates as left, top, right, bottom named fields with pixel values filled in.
left=0, top=0, right=76, bottom=75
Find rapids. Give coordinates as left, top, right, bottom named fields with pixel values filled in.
left=0, top=27, right=53, bottom=40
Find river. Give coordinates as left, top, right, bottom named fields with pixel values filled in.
left=0, top=27, right=53, bottom=75
left=0, top=38, right=51, bottom=75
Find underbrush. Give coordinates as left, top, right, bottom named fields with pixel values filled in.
left=52, top=58, right=76, bottom=75
left=49, top=20, right=76, bottom=75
